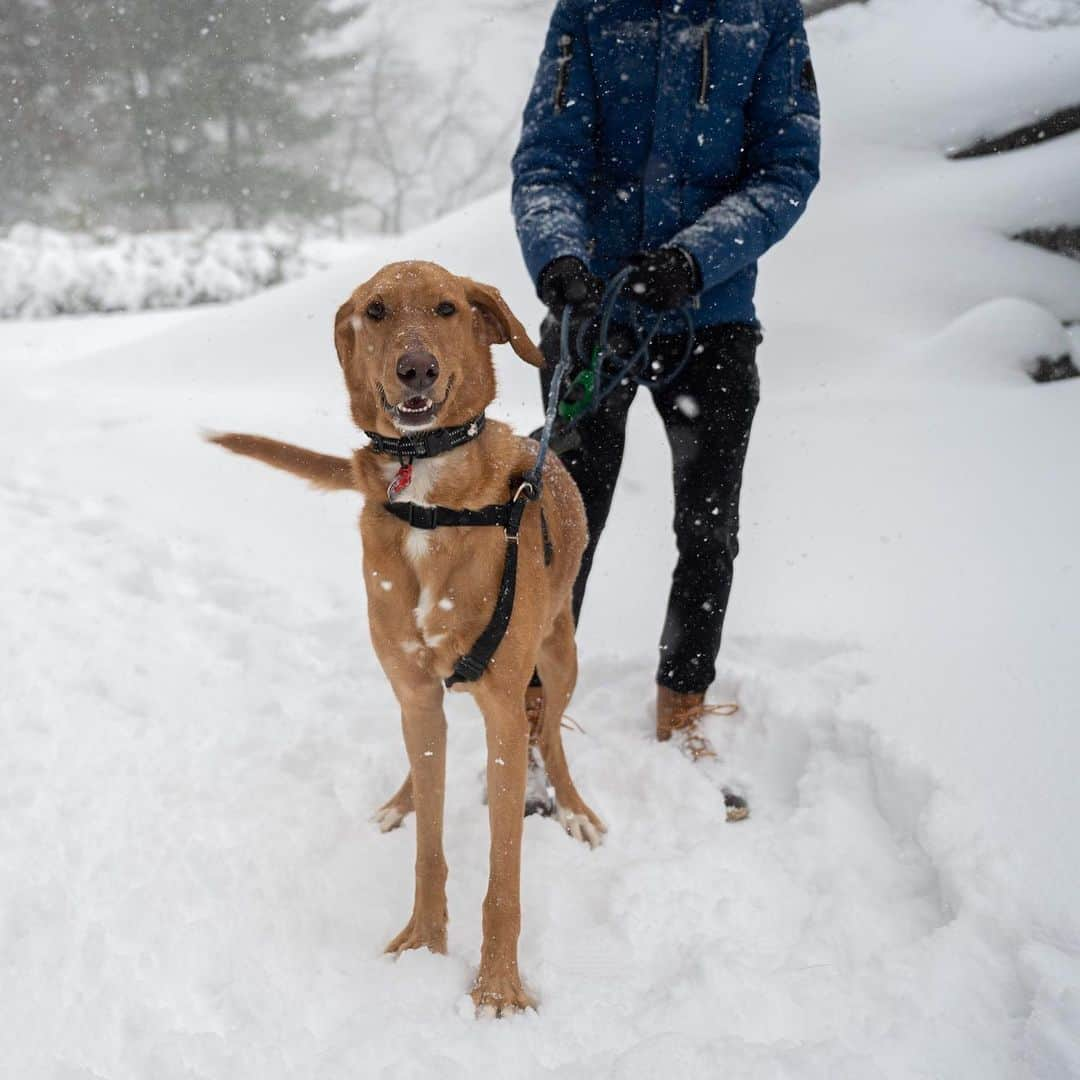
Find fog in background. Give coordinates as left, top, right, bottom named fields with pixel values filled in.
left=3, top=0, right=1077, bottom=239
left=0, top=0, right=547, bottom=236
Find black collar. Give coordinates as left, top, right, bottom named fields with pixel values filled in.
left=363, top=413, right=486, bottom=461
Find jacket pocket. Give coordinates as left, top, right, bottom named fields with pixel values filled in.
left=554, top=33, right=573, bottom=114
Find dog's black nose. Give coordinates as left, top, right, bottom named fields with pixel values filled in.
left=396, top=350, right=439, bottom=392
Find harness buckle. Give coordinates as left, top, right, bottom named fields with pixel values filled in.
left=450, top=654, right=487, bottom=684
left=504, top=492, right=529, bottom=542
left=407, top=504, right=437, bottom=529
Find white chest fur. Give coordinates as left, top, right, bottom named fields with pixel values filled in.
left=381, top=456, right=456, bottom=648
left=383, top=457, right=444, bottom=566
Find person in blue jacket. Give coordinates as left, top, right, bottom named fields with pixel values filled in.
left=512, top=0, right=820, bottom=789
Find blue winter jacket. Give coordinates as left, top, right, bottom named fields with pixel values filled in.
left=512, top=0, right=821, bottom=328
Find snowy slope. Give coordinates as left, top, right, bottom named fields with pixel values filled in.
left=3, top=1, right=1080, bottom=1076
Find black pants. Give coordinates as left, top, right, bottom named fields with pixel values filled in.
left=539, top=318, right=761, bottom=694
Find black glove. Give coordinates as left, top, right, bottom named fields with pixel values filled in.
left=538, top=255, right=604, bottom=318
left=623, top=247, right=701, bottom=310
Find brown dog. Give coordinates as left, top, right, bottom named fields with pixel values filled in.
left=208, top=261, right=603, bottom=1015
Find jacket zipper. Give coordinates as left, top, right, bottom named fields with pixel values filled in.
left=697, top=22, right=712, bottom=107
left=554, top=34, right=573, bottom=114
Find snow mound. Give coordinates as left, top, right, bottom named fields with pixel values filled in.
left=917, top=297, right=1074, bottom=384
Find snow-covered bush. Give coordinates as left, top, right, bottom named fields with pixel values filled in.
left=0, top=226, right=320, bottom=318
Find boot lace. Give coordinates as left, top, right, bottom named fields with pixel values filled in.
left=525, top=693, right=587, bottom=744
left=668, top=701, right=739, bottom=761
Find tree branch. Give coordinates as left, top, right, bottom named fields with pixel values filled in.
left=949, top=104, right=1080, bottom=159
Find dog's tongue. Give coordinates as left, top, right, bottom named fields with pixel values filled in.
left=405, top=396, right=429, bottom=411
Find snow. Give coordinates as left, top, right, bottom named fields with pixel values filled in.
left=0, top=226, right=356, bottom=318
left=916, top=297, right=1075, bottom=383
left=3, top=1, right=1080, bottom=1076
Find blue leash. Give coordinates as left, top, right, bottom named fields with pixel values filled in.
left=524, top=269, right=696, bottom=490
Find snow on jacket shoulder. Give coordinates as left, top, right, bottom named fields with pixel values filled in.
left=511, top=0, right=821, bottom=327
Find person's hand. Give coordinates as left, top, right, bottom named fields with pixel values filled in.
left=623, top=247, right=701, bottom=310
left=538, top=256, right=605, bottom=318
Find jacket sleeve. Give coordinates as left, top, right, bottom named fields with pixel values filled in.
left=672, top=0, right=821, bottom=292
left=511, top=0, right=598, bottom=288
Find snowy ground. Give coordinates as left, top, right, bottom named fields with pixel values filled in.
left=3, top=1, right=1080, bottom=1077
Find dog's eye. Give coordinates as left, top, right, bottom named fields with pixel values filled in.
left=435, top=301, right=457, bottom=317
left=366, top=299, right=386, bottom=321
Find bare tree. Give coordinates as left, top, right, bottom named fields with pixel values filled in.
left=975, top=0, right=1080, bottom=27
left=330, top=28, right=519, bottom=234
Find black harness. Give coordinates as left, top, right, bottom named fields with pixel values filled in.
left=366, top=414, right=552, bottom=690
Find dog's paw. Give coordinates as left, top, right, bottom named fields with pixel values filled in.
left=471, top=970, right=537, bottom=1018
left=555, top=804, right=606, bottom=848
left=385, top=916, right=447, bottom=956
left=372, top=804, right=409, bottom=833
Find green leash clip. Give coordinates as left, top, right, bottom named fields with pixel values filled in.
left=557, top=346, right=600, bottom=422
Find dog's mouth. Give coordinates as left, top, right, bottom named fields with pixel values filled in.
left=378, top=376, right=455, bottom=431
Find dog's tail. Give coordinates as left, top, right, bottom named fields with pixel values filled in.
left=205, top=431, right=355, bottom=492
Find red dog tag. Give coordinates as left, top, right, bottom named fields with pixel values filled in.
left=387, top=462, right=413, bottom=500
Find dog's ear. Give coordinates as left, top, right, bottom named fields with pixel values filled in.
left=463, top=279, right=544, bottom=367
left=334, top=296, right=356, bottom=369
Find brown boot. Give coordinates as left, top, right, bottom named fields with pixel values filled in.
left=656, top=686, right=706, bottom=743
left=525, top=686, right=544, bottom=744
left=656, top=685, right=748, bottom=822
left=657, top=686, right=737, bottom=758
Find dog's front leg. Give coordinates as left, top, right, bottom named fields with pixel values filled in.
left=385, top=681, right=449, bottom=955
left=470, top=680, right=536, bottom=1016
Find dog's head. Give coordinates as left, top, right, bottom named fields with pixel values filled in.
left=333, top=261, right=543, bottom=435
